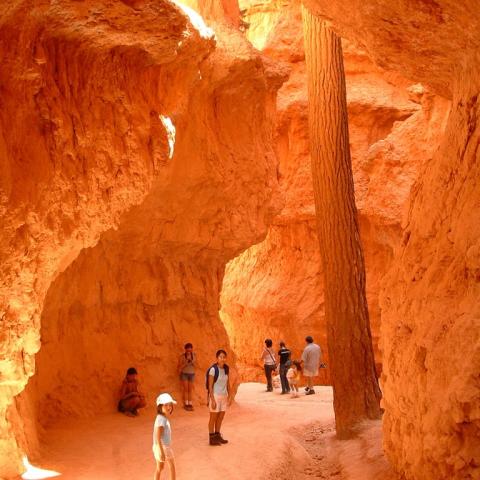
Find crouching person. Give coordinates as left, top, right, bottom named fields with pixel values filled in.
left=153, top=393, right=177, bottom=480
left=207, top=349, right=233, bottom=446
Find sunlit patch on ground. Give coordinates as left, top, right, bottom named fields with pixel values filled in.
left=21, top=456, right=61, bottom=480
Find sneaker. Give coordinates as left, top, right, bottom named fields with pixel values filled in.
left=304, top=386, right=310, bottom=392
left=188, top=404, right=194, bottom=411
left=209, top=434, right=222, bottom=446
left=306, top=389, right=316, bottom=395
left=216, top=432, right=228, bottom=444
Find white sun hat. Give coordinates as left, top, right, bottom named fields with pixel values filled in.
left=156, top=393, right=177, bottom=406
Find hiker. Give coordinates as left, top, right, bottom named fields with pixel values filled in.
left=207, top=349, right=232, bottom=446
left=261, top=338, right=277, bottom=392
left=287, top=360, right=302, bottom=398
left=278, top=341, right=292, bottom=394
left=178, top=342, right=196, bottom=411
left=301, top=336, right=322, bottom=395
left=153, top=393, right=177, bottom=480
left=117, top=367, right=147, bottom=416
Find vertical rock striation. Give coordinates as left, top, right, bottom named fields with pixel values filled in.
left=221, top=0, right=449, bottom=389
left=301, top=0, right=480, bottom=478
left=0, top=0, right=284, bottom=476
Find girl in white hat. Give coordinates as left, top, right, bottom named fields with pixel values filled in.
left=153, top=393, right=177, bottom=480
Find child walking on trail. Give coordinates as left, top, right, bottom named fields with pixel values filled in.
left=287, top=361, right=302, bottom=398
left=153, top=393, right=177, bottom=480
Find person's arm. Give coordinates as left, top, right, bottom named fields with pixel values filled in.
left=177, top=355, right=186, bottom=374
left=260, top=348, right=266, bottom=363
left=227, top=374, right=233, bottom=406
left=120, top=381, right=137, bottom=400
left=301, top=349, right=308, bottom=365
left=208, top=371, right=216, bottom=409
left=136, top=382, right=145, bottom=399
left=155, top=425, right=166, bottom=462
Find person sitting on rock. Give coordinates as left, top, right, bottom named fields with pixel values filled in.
left=117, top=367, right=146, bottom=417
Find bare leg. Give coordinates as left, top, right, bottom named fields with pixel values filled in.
left=182, top=379, right=188, bottom=406
left=209, top=412, right=218, bottom=433
left=154, top=461, right=164, bottom=480
left=187, top=380, right=194, bottom=405
left=167, top=458, right=176, bottom=480
left=215, top=411, right=226, bottom=433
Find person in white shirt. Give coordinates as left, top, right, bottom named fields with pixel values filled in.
left=261, top=338, right=277, bottom=392
left=301, top=335, right=322, bottom=395
left=207, top=349, right=233, bottom=446
left=152, top=393, right=177, bottom=480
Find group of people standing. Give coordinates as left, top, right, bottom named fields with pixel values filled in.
left=261, top=335, right=323, bottom=396
left=117, top=346, right=233, bottom=480
left=116, top=337, right=322, bottom=480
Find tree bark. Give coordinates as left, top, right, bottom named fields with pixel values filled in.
left=301, top=5, right=382, bottom=437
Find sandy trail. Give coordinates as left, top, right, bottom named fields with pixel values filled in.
left=32, top=383, right=393, bottom=480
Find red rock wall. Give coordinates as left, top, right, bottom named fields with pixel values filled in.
left=221, top=1, right=450, bottom=386
left=299, top=1, right=480, bottom=478
left=1, top=1, right=283, bottom=477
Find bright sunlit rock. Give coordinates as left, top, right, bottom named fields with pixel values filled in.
left=22, top=456, right=61, bottom=480
left=159, top=115, right=176, bottom=159
left=172, top=1, right=215, bottom=40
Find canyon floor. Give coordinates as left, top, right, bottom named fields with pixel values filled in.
left=28, top=383, right=396, bottom=480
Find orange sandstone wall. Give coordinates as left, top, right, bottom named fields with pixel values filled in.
left=1, top=1, right=283, bottom=477
left=220, top=1, right=450, bottom=384
left=0, top=1, right=215, bottom=475
left=303, top=1, right=480, bottom=479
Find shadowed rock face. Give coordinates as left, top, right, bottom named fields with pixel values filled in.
left=300, top=1, right=480, bottom=479
left=221, top=0, right=449, bottom=384
left=0, top=1, right=284, bottom=476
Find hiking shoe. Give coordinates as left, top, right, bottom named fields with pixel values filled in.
left=209, top=434, right=222, bottom=446
left=306, top=389, right=316, bottom=395
left=216, top=433, right=228, bottom=444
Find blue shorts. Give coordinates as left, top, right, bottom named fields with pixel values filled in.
left=180, top=373, right=195, bottom=382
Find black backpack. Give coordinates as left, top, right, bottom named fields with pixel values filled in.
left=205, top=363, right=229, bottom=392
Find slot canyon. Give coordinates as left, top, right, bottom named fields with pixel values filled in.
left=0, top=0, right=478, bottom=479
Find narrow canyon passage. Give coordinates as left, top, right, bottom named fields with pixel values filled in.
left=25, top=384, right=394, bottom=480
left=1, top=1, right=479, bottom=480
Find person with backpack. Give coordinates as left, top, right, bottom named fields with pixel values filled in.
left=260, top=339, right=277, bottom=392
left=206, top=349, right=232, bottom=446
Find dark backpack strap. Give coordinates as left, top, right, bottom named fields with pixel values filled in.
left=206, top=364, right=219, bottom=390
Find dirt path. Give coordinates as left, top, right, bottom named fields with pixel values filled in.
left=30, top=383, right=394, bottom=480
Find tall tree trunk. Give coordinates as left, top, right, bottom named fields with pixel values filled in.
left=301, top=5, right=382, bottom=438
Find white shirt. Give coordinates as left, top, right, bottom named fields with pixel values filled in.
left=209, top=366, right=228, bottom=395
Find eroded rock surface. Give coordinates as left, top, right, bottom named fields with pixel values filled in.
left=301, top=1, right=480, bottom=478
left=221, top=1, right=450, bottom=388
left=1, top=1, right=284, bottom=476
